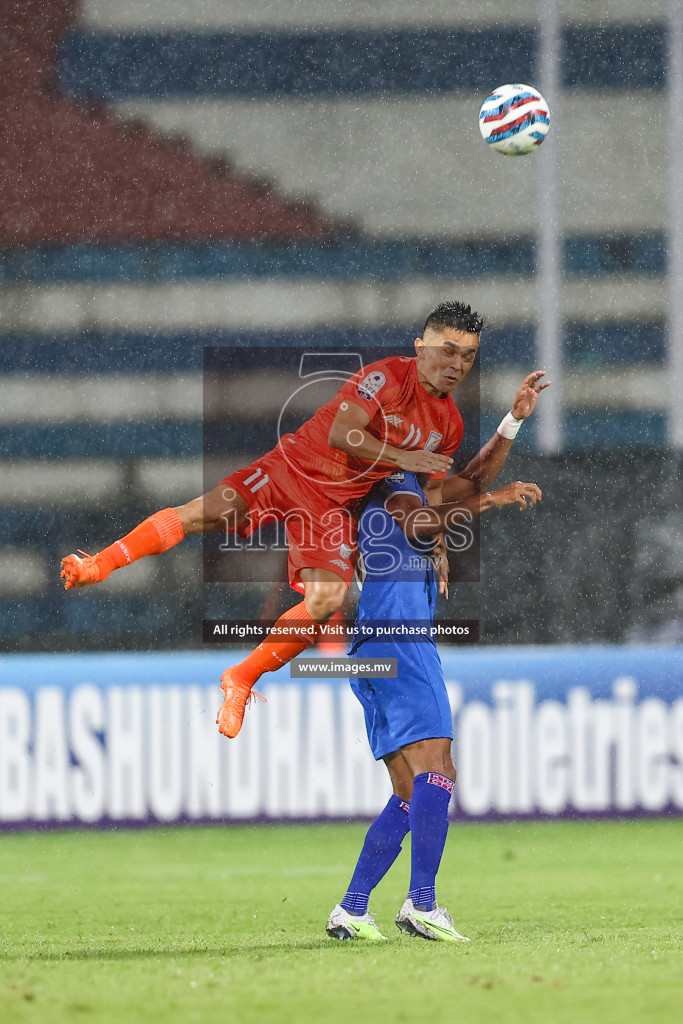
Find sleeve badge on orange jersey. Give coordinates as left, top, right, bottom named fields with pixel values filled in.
left=357, top=370, right=386, bottom=400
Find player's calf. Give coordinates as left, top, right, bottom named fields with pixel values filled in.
left=60, top=508, right=185, bottom=590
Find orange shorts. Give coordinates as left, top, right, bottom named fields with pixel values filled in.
left=219, top=445, right=357, bottom=593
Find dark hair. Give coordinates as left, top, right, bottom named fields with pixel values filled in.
left=423, top=301, right=486, bottom=336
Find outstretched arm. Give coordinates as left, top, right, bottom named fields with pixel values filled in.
left=386, top=481, right=543, bottom=544
left=385, top=477, right=542, bottom=599
left=443, top=370, right=551, bottom=502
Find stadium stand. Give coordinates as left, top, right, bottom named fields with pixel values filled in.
left=0, top=0, right=678, bottom=651
left=0, top=0, right=338, bottom=243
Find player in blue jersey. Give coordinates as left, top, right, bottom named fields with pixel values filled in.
left=326, top=469, right=542, bottom=942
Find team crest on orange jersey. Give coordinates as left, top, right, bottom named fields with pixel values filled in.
left=424, top=430, right=444, bottom=452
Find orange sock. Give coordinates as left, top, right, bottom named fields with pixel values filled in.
left=233, top=601, right=320, bottom=687
left=94, top=508, right=185, bottom=581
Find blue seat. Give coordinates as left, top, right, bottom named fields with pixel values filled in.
left=564, top=412, right=666, bottom=449
left=564, top=321, right=666, bottom=365
left=0, top=422, right=203, bottom=459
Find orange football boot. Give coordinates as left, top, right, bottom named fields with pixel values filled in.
left=216, top=668, right=266, bottom=738
left=60, top=551, right=102, bottom=589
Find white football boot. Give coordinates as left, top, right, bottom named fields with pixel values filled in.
left=395, top=899, right=470, bottom=942
left=326, top=904, right=388, bottom=941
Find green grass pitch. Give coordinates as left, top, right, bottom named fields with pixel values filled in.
left=1, top=819, right=680, bottom=1024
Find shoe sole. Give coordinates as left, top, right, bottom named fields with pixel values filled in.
left=326, top=926, right=355, bottom=940
left=216, top=671, right=250, bottom=738
left=396, top=917, right=466, bottom=942
left=326, top=925, right=387, bottom=941
left=396, top=917, right=437, bottom=940
left=216, top=700, right=244, bottom=737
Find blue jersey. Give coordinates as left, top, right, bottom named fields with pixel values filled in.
left=351, top=471, right=437, bottom=650
left=347, top=471, right=453, bottom=759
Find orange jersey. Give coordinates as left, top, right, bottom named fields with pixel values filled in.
left=279, top=355, right=463, bottom=503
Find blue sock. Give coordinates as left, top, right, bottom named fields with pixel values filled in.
left=340, top=794, right=411, bottom=915
left=407, top=772, right=454, bottom=911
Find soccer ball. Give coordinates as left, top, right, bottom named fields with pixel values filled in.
left=478, top=84, right=550, bottom=156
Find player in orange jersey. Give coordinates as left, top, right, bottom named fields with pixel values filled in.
left=60, top=301, right=547, bottom=737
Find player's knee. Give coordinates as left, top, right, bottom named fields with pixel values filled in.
left=174, top=497, right=205, bottom=535
left=436, top=749, right=456, bottom=782
left=177, top=486, right=247, bottom=535
left=425, top=749, right=456, bottom=783
left=304, top=582, right=347, bottom=623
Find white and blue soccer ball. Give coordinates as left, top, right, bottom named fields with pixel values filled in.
left=478, top=84, right=550, bottom=156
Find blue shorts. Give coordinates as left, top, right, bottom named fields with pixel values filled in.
left=349, top=640, right=453, bottom=760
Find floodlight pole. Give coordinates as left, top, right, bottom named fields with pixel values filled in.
left=668, top=0, right=683, bottom=448
left=536, top=0, right=562, bottom=453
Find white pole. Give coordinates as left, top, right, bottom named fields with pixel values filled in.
left=668, top=0, right=683, bottom=448
left=537, top=0, right=562, bottom=453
